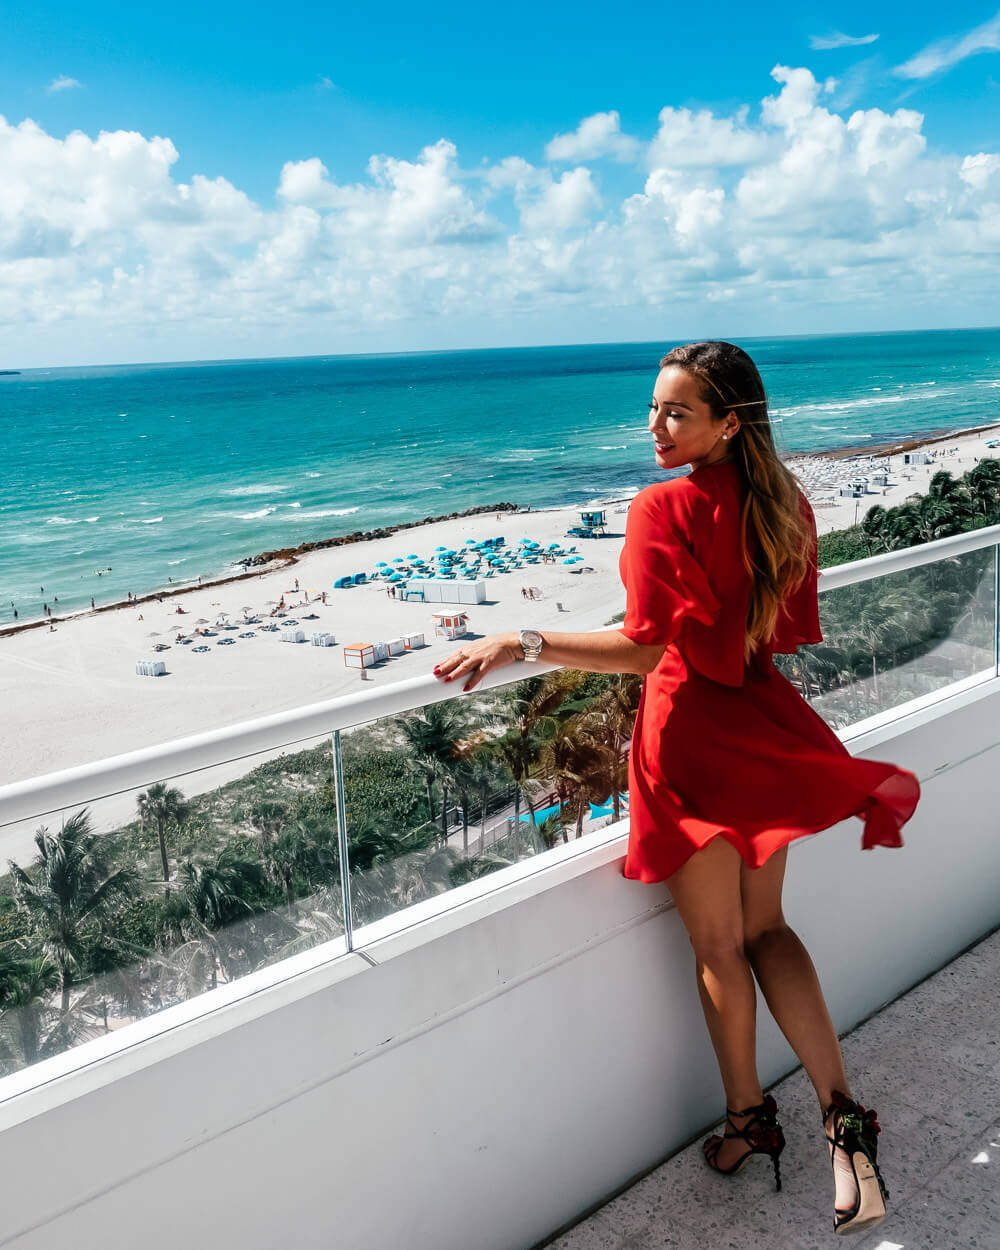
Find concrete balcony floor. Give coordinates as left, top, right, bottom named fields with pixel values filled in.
left=541, top=925, right=1000, bottom=1250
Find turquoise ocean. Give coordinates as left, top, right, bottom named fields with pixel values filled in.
left=3, top=328, right=999, bottom=622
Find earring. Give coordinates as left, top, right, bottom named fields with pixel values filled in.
left=722, top=435, right=729, bottom=440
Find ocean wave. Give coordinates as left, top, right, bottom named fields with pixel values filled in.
left=85, top=516, right=99, bottom=522
left=236, top=507, right=277, bottom=520
left=140, top=516, right=164, bottom=524
left=224, top=484, right=289, bottom=497
left=598, top=445, right=628, bottom=450
left=304, top=472, right=322, bottom=478
left=289, top=507, right=361, bottom=519
left=46, top=516, right=80, bottom=526
left=167, top=559, right=185, bottom=565
left=287, top=502, right=301, bottom=508
left=776, top=390, right=948, bottom=419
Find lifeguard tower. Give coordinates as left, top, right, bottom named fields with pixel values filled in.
left=568, top=509, right=607, bottom=539
left=431, top=611, right=469, bottom=640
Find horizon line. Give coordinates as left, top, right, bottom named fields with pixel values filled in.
left=7, top=322, right=1000, bottom=374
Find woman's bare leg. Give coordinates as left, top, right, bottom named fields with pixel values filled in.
left=740, top=848, right=863, bottom=1215
left=738, top=847, right=850, bottom=1111
left=666, top=835, right=763, bottom=1168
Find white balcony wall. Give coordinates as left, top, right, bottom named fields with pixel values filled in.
left=1, top=679, right=999, bottom=1250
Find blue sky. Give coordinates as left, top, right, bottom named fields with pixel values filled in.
left=1, top=2, right=999, bottom=365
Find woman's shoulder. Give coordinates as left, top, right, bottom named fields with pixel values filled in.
left=631, top=475, right=714, bottom=531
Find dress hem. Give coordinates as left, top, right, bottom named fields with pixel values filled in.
left=620, top=769, right=920, bottom=885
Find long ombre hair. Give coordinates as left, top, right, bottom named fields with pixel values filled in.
left=660, top=341, right=812, bottom=662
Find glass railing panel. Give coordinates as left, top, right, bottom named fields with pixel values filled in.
left=341, top=669, right=637, bottom=929
left=0, top=733, right=343, bottom=1080
left=776, top=546, right=997, bottom=729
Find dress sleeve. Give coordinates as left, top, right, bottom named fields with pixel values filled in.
left=619, top=488, right=721, bottom=647
left=771, top=494, right=823, bottom=651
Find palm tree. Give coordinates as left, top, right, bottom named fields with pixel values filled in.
left=8, top=810, right=140, bottom=1013
left=927, top=469, right=957, bottom=499
left=445, top=757, right=477, bottom=856
left=451, top=733, right=512, bottom=855
left=0, top=955, right=89, bottom=1072
left=260, top=827, right=311, bottom=908
left=842, top=595, right=906, bottom=705
left=883, top=502, right=922, bottom=551
left=536, top=723, right=607, bottom=841
left=964, top=460, right=1000, bottom=520
left=177, top=851, right=264, bottom=931
left=137, top=783, right=187, bottom=889
left=246, top=799, right=292, bottom=852
left=860, top=505, right=889, bottom=556
left=399, top=702, right=469, bottom=837
left=572, top=674, right=640, bottom=822
left=158, top=849, right=266, bottom=992
left=488, top=730, right=545, bottom=839
left=917, top=494, right=966, bottom=545
left=0, top=945, right=27, bottom=1009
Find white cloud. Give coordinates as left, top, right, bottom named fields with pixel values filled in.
left=961, top=152, right=1000, bottom=189
left=895, top=11, right=1000, bottom=79
left=45, top=76, right=82, bottom=93
left=649, top=105, right=768, bottom=168
left=545, top=111, right=639, bottom=163
left=484, top=156, right=540, bottom=191
left=2, top=62, right=1000, bottom=363
left=809, top=32, right=879, bottom=50
left=519, top=168, right=601, bottom=232
left=278, top=157, right=335, bottom=205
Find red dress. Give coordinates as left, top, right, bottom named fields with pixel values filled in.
left=619, top=460, right=920, bottom=883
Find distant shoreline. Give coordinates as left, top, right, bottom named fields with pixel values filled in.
left=1, top=501, right=521, bottom=639
left=795, top=421, right=1000, bottom=463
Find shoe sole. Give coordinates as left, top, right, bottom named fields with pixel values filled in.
left=835, top=1151, right=886, bottom=1236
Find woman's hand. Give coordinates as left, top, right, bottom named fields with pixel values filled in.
left=433, top=632, right=522, bottom=692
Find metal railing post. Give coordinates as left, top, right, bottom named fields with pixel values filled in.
left=994, top=544, right=999, bottom=679
left=333, top=729, right=354, bottom=952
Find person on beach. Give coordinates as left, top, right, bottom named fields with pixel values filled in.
left=433, top=341, right=920, bottom=1237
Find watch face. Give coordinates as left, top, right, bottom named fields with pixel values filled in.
left=521, top=629, right=543, bottom=648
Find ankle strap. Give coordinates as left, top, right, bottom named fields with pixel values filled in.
left=726, top=1094, right=778, bottom=1121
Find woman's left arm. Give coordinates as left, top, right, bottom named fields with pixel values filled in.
left=433, top=629, right=664, bottom=692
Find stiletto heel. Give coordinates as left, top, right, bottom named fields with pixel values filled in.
left=823, top=1090, right=889, bottom=1236
left=702, top=1093, right=785, bottom=1192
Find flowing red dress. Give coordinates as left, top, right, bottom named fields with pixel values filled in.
left=619, top=460, right=920, bottom=883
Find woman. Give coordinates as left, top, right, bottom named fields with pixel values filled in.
left=433, top=341, right=919, bottom=1236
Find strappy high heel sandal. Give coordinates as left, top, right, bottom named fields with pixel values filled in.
left=702, top=1093, right=785, bottom=1191
left=823, top=1090, right=889, bottom=1236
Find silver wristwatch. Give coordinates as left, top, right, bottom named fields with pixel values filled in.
left=518, top=628, right=544, bottom=662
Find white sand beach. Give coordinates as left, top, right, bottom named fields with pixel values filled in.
left=3, top=421, right=999, bottom=791
left=1, top=502, right=632, bottom=787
